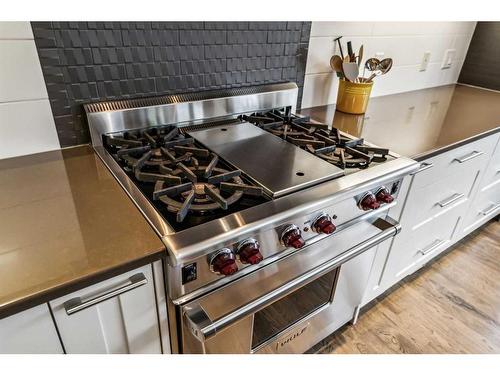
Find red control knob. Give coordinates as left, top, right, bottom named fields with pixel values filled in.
left=358, top=192, right=380, bottom=211
left=281, top=225, right=305, bottom=249
left=237, top=239, right=263, bottom=265
left=209, top=249, right=238, bottom=276
left=313, top=214, right=336, bottom=234
left=376, top=187, right=394, bottom=204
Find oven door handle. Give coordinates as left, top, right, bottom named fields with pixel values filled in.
left=183, top=216, right=401, bottom=342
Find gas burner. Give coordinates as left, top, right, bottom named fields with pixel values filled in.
left=153, top=165, right=263, bottom=222
left=103, top=125, right=267, bottom=225
left=241, top=110, right=389, bottom=170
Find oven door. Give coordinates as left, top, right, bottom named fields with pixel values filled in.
left=180, top=217, right=400, bottom=354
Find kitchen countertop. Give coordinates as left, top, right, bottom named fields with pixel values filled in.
left=300, top=84, right=500, bottom=161
left=0, top=146, right=165, bottom=319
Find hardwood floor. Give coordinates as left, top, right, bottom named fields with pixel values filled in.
left=309, top=219, right=500, bottom=354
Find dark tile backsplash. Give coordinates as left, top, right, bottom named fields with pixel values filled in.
left=458, top=22, right=500, bottom=92
left=31, top=22, right=311, bottom=147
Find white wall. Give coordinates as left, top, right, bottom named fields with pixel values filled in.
left=0, top=22, right=59, bottom=159
left=302, top=22, right=476, bottom=108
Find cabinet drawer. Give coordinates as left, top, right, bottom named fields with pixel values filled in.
left=404, top=171, right=473, bottom=230
left=384, top=201, right=462, bottom=282
left=412, top=136, right=498, bottom=190
left=461, top=184, right=500, bottom=235
left=480, top=149, right=500, bottom=189
left=49, top=264, right=162, bottom=354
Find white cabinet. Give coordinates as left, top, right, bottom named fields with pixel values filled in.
left=459, top=135, right=500, bottom=236
left=49, top=264, right=163, bottom=354
left=0, top=304, right=64, bottom=354
left=363, top=133, right=499, bottom=305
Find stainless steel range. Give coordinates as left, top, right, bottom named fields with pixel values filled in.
left=85, top=82, right=418, bottom=354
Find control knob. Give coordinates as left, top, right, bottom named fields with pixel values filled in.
left=312, top=213, right=336, bottom=234
left=236, top=238, right=263, bottom=265
left=375, top=186, right=394, bottom=204
left=209, top=248, right=238, bottom=276
left=281, top=225, right=305, bottom=249
left=358, top=192, right=380, bottom=211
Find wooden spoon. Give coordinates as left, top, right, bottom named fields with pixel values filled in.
left=330, top=55, right=343, bottom=73
left=357, top=45, right=364, bottom=67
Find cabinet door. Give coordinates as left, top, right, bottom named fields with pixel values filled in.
left=460, top=135, right=500, bottom=236
left=49, top=264, right=162, bottom=354
left=0, top=304, right=64, bottom=354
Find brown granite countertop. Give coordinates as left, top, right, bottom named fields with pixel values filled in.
left=0, top=146, right=165, bottom=318
left=300, top=84, right=500, bottom=161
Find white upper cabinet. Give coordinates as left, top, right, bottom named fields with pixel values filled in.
left=49, top=264, right=163, bottom=354
left=0, top=40, right=49, bottom=103
left=0, top=22, right=33, bottom=39
left=0, top=304, right=64, bottom=354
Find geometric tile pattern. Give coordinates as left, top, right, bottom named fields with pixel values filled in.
left=31, top=22, right=311, bottom=147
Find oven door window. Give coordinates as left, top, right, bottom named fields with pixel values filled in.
left=251, top=268, right=338, bottom=349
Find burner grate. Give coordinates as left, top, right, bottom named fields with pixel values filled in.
left=103, top=124, right=266, bottom=224
left=241, top=110, right=389, bottom=170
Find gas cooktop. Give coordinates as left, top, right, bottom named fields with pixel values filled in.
left=102, top=112, right=394, bottom=231
left=102, top=125, right=269, bottom=232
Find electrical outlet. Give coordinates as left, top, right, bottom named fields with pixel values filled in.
left=441, top=49, right=456, bottom=69
left=420, top=51, right=431, bottom=71
left=375, top=52, right=385, bottom=60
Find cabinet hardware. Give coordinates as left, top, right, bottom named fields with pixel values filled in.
left=481, top=203, right=500, bottom=216
left=410, top=162, right=433, bottom=175
left=454, top=151, right=483, bottom=163
left=418, top=239, right=446, bottom=256
left=64, top=273, right=148, bottom=315
left=438, top=193, right=465, bottom=207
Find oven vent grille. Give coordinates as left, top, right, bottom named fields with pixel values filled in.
left=84, top=82, right=296, bottom=113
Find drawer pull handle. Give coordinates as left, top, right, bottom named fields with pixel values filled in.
left=438, top=193, right=465, bottom=208
left=411, top=162, right=433, bottom=175
left=418, top=239, right=446, bottom=256
left=454, top=151, right=484, bottom=163
left=481, top=203, right=500, bottom=216
left=64, top=273, right=148, bottom=315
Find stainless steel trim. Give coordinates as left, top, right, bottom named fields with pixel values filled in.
left=86, top=82, right=299, bottom=148
left=411, top=162, right=433, bottom=175
left=454, top=151, right=484, bottom=163
left=63, top=273, right=148, bottom=315
left=481, top=203, right=500, bottom=216
left=183, top=216, right=400, bottom=342
left=84, top=83, right=298, bottom=113
left=418, top=239, right=446, bottom=256
left=438, top=193, right=465, bottom=207
left=184, top=304, right=214, bottom=341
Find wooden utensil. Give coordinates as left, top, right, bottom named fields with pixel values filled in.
left=342, top=62, right=359, bottom=82
left=357, top=45, right=364, bottom=67
left=330, top=55, right=343, bottom=73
